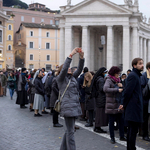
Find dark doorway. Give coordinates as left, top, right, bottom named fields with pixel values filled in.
left=15, top=50, right=25, bottom=68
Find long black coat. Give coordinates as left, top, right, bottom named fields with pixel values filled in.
left=95, top=76, right=106, bottom=108
left=78, top=73, right=85, bottom=103
left=85, top=86, right=95, bottom=110
left=141, top=72, right=149, bottom=105
left=50, top=77, right=59, bottom=107
left=122, top=68, right=143, bottom=123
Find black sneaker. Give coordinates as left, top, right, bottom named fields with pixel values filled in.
left=120, top=137, right=127, bottom=141
left=94, top=128, right=107, bottom=133
left=20, top=106, right=27, bottom=109
left=34, top=113, right=42, bottom=117
left=53, top=123, right=63, bottom=127
left=110, top=138, right=116, bottom=144
left=42, top=111, right=49, bottom=114
left=143, top=136, right=150, bottom=142
left=85, top=123, right=93, bottom=127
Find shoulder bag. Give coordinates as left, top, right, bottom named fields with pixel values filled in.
left=54, top=80, right=71, bottom=113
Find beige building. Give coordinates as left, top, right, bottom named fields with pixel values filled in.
left=0, top=10, right=8, bottom=70
left=6, top=16, right=14, bottom=69
left=16, top=22, right=60, bottom=70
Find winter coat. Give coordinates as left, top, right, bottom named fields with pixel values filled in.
left=8, top=76, right=16, bottom=89
left=50, top=77, right=59, bottom=108
left=0, top=74, right=7, bottom=87
left=122, top=68, right=143, bottom=123
left=95, top=76, right=106, bottom=108
left=57, top=57, right=84, bottom=117
left=28, top=78, right=36, bottom=94
left=78, top=73, right=85, bottom=103
left=141, top=72, right=150, bottom=105
left=17, top=74, right=27, bottom=91
left=34, top=77, right=45, bottom=96
left=103, top=76, right=120, bottom=114
left=45, top=75, right=54, bottom=97
left=85, top=86, right=95, bottom=110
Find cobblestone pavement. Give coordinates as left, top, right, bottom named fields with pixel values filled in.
left=0, top=91, right=150, bottom=150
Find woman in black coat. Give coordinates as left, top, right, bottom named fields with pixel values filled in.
left=94, top=67, right=108, bottom=133
left=83, top=72, right=95, bottom=127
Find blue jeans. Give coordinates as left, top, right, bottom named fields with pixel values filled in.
left=9, top=89, right=14, bottom=98
left=109, top=114, right=124, bottom=138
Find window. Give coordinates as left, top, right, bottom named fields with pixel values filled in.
left=55, top=20, right=59, bottom=26
left=29, top=42, right=33, bottom=48
left=50, top=20, right=53, bottom=25
left=41, top=19, right=44, bottom=22
left=32, top=18, right=35, bottom=23
left=30, top=31, right=33, bottom=36
left=30, top=54, right=33, bottom=60
left=0, top=30, right=2, bottom=42
left=8, top=35, right=12, bottom=40
left=46, top=43, right=50, bottom=49
left=47, top=55, right=50, bottom=61
left=8, top=45, right=11, bottom=50
left=46, top=32, right=50, bottom=37
left=21, top=16, right=24, bottom=21
left=29, top=64, right=34, bottom=69
left=8, top=25, right=12, bottom=30
left=0, top=64, right=2, bottom=69
left=46, top=64, right=51, bottom=71
left=0, top=50, right=2, bottom=57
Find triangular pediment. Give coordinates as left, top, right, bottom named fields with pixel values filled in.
left=62, top=0, right=132, bottom=15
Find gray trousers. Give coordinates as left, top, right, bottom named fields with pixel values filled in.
left=60, top=117, right=76, bottom=150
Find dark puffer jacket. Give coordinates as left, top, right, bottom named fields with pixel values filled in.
left=103, top=76, right=120, bottom=114
left=95, top=76, right=106, bottom=108
left=34, top=77, right=45, bottom=96
left=57, top=57, right=84, bottom=117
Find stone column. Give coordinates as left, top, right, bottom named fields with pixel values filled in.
left=148, top=40, right=150, bottom=62
left=123, top=26, right=130, bottom=72
left=73, top=28, right=80, bottom=66
left=59, top=27, right=65, bottom=65
left=82, top=26, right=90, bottom=69
left=140, top=37, right=143, bottom=58
left=90, top=29, right=95, bottom=71
left=65, top=26, right=73, bottom=59
left=132, top=27, right=138, bottom=58
left=143, top=38, right=147, bottom=69
left=107, top=26, right=114, bottom=70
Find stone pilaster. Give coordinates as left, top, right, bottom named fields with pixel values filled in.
left=59, top=27, right=65, bottom=65
left=132, top=27, right=138, bottom=58
left=143, top=38, right=147, bottom=70
left=107, top=26, right=114, bottom=70
left=148, top=40, right=150, bottom=62
left=123, top=26, right=130, bottom=72
left=82, top=26, right=90, bottom=69
left=140, top=37, right=143, bottom=58
left=65, top=26, right=73, bottom=59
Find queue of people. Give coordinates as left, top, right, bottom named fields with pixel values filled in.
left=1, top=48, right=150, bottom=150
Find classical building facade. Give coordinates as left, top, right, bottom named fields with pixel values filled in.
left=0, top=10, right=8, bottom=69
left=16, top=22, right=60, bottom=70
left=6, top=16, right=14, bottom=69
left=57, top=0, right=150, bottom=72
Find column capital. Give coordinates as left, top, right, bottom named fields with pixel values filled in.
left=65, top=26, right=72, bottom=29
left=123, top=25, right=130, bottom=28
left=82, top=26, right=88, bottom=29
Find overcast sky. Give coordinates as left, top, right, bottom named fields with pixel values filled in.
left=21, top=0, right=150, bottom=20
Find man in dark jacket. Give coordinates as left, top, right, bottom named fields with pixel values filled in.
left=120, top=58, right=144, bottom=150
left=141, top=62, right=150, bottom=141
left=78, top=67, right=88, bottom=121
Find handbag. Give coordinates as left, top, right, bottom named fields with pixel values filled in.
left=9, top=81, right=14, bottom=88
left=54, top=80, right=71, bottom=113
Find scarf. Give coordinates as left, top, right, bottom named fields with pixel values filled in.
left=147, top=70, right=150, bottom=79
left=109, top=75, right=120, bottom=83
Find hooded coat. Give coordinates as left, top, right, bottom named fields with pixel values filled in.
left=57, top=57, right=84, bottom=117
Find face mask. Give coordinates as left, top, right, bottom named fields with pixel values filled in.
left=104, top=74, right=107, bottom=77
left=122, top=79, right=124, bottom=81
